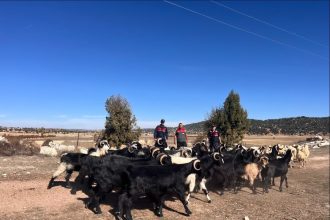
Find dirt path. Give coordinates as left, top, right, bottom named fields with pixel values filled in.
left=0, top=148, right=329, bottom=220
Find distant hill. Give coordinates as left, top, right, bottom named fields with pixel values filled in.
left=142, top=116, right=329, bottom=135
left=248, top=116, right=329, bottom=135
left=2, top=116, right=328, bottom=135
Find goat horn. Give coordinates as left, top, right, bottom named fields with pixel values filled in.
left=219, top=146, right=225, bottom=153
left=193, top=160, right=201, bottom=171
left=128, top=146, right=134, bottom=153
left=156, top=153, right=166, bottom=161
left=159, top=154, right=167, bottom=165
left=213, top=152, right=220, bottom=160
left=151, top=148, right=160, bottom=158
left=157, top=138, right=163, bottom=146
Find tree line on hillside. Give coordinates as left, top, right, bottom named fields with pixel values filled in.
left=173, top=116, right=329, bottom=135
left=0, top=126, right=97, bottom=134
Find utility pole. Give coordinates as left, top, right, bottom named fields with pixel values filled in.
left=76, top=132, right=80, bottom=148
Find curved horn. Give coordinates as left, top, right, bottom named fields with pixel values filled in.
left=182, top=148, right=192, bottom=157
left=213, top=152, right=220, bottom=160
left=151, top=148, right=160, bottom=158
left=157, top=138, right=164, bottom=146
left=219, top=146, right=226, bottom=153
left=159, top=154, right=168, bottom=165
left=156, top=152, right=166, bottom=161
left=149, top=146, right=156, bottom=153
left=128, top=146, right=134, bottom=153
left=193, top=160, right=201, bottom=171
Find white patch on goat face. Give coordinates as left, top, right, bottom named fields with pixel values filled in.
left=66, top=164, right=74, bottom=170
left=103, top=144, right=110, bottom=153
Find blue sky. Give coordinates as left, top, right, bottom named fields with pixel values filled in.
left=0, top=1, right=328, bottom=129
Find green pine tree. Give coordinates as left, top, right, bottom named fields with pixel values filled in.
left=103, top=95, right=141, bottom=148
left=205, top=90, right=249, bottom=145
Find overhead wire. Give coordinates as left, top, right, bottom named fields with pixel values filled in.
left=163, top=0, right=329, bottom=61
left=210, top=0, right=329, bottom=48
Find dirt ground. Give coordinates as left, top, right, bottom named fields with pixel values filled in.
left=0, top=147, right=329, bottom=220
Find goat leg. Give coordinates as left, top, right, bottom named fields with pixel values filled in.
left=285, top=176, right=288, bottom=188
left=47, top=177, right=55, bottom=189
left=65, top=171, right=73, bottom=189
left=117, top=193, right=127, bottom=219
left=200, top=178, right=211, bottom=203
left=279, top=176, right=284, bottom=192
left=175, top=187, right=192, bottom=216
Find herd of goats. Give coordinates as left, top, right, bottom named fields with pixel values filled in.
left=47, top=139, right=311, bottom=220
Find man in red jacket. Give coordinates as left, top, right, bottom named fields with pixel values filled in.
left=174, top=123, right=188, bottom=149
left=208, top=125, right=221, bottom=152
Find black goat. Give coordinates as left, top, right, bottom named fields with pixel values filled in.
left=117, top=159, right=202, bottom=220
left=72, top=154, right=162, bottom=213
left=47, top=140, right=109, bottom=189
left=262, top=149, right=292, bottom=193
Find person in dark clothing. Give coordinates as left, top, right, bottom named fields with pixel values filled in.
left=154, top=119, right=168, bottom=150
left=174, top=123, right=188, bottom=149
left=208, top=125, right=221, bottom=152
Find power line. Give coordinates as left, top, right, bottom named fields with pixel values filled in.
left=163, top=0, right=329, bottom=61
left=210, top=0, right=329, bottom=48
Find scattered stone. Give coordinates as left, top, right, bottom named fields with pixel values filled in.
left=2, top=174, right=7, bottom=177
left=26, top=172, right=31, bottom=175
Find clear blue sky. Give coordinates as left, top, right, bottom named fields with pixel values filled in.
left=0, top=1, right=328, bottom=129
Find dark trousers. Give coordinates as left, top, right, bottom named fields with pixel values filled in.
left=177, top=141, right=187, bottom=149
left=209, top=142, right=220, bottom=152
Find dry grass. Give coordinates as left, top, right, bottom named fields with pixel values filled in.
left=0, top=136, right=39, bottom=156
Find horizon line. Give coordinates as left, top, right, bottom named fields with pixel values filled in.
left=0, top=115, right=328, bottom=130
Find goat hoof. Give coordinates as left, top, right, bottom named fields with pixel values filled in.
left=186, top=210, right=192, bottom=215
left=207, top=200, right=211, bottom=203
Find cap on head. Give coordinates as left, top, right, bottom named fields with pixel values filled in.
left=161, top=119, right=165, bottom=124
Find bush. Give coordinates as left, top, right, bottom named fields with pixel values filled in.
left=0, top=136, right=39, bottom=156
left=42, top=139, right=53, bottom=146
